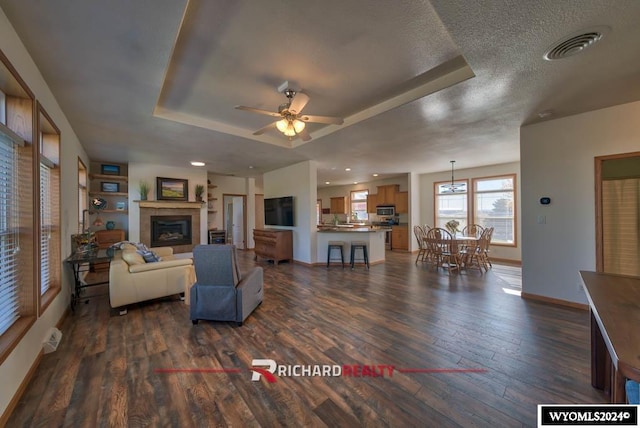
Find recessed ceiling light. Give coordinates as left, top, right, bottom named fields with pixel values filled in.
left=249, top=165, right=254, bottom=169
left=353, top=182, right=358, bottom=184
left=325, top=181, right=330, bottom=185
left=373, top=173, right=379, bottom=177
left=345, top=168, right=351, bottom=171
left=190, top=161, right=205, bottom=167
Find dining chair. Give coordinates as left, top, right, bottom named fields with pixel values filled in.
left=413, top=225, right=427, bottom=264
left=461, top=236, right=485, bottom=272
left=483, top=227, right=494, bottom=269
left=425, top=227, right=461, bottom=274
left=462, top=224, right=485, bottom=238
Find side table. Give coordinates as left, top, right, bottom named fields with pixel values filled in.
left=64, top=248, right=114, bottom=311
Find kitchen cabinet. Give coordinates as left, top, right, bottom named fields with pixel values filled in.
left=391, top=225, right=408, bottom=251
left=376, top=185, right=399, bottom=206
left=330, top=196, right=347, bottom=214
left=395, top=191, right=408, bottom=214
left=366, top=193, right=378, bottom=213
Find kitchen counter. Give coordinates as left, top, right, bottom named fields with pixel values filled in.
left=316, top=228, right=386, bottom=265
left=318, top=227, right=387, bottom=233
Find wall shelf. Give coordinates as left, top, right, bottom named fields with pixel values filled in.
left=89, top=191, right=128, bottom=197
left=89, top=173, right=128, bottom=181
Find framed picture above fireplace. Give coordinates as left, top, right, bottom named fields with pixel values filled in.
left=156, top=177, right=188, bottom=201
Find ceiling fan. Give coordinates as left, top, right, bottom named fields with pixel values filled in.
left=235, top=88, right=344, bottom=141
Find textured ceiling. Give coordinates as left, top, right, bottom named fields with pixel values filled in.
left=1, top=0, right=640, bottom=186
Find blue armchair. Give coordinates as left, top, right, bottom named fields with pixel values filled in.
left=190, top=244, right=263, bottom=326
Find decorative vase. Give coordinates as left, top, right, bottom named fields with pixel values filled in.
left=106, top=221, right=116, bottom=230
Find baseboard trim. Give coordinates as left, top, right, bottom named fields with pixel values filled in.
left=0, top=349, right=43, bottom=427
left=521, top=292, right=588, bottom=311
left=0, top=303, right=70, bottom=427
left=491, top=257, right=521, bottom=266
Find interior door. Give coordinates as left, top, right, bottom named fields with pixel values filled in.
left=596, top=152, right=640, bottom=275
left=232, top=196, right=245, bottom=249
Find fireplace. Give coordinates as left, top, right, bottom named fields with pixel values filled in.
left=150, top=215, right=192, bottom=247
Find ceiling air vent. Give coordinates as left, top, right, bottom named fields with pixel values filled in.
left=544, top=27, right=609, bottom=61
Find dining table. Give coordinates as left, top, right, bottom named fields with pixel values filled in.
left=423, top=234, right=480, bottom=271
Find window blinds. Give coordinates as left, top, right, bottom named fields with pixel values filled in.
left=40, top=161, right=52, bottom=295
left=0, top=130, right=21, bottom=335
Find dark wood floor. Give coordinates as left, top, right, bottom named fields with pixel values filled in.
left=8, top=250, right=605, bottom=427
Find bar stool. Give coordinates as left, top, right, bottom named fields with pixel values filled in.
left=327, top=241, right=345, bottom=268
left=350, top=241, right=369, bottom=269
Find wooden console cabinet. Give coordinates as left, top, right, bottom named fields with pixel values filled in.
left=253, top=229, right=293, bottom=265
left=95, top=229, right=125, bottom=249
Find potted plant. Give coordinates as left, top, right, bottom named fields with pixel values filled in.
left=138, top=181, right=150, bottom=200
left=195, top=184, right=205, bottom=202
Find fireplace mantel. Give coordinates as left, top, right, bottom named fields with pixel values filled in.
left=135, top=200, right=205, bottom=209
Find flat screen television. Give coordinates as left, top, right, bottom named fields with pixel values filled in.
left=264, top=196, right=294, bottom=227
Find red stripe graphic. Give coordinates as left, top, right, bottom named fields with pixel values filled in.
left=397, top=368, right=488, bottom=373
left=154, top=368, right=242, bottom=374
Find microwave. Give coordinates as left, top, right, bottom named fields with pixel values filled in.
left=376, top=206, right=395, bottom=216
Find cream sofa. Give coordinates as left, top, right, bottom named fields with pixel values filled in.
left=109, top=245, right=195, bottom=313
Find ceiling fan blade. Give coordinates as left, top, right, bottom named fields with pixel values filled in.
left=253, top=121, right=277, bottom=136
left=299, top=114, right=344, bottom=125
left=235, top=105, right=281, bottom=118
left=298, top=128, right=312, bottom=142
left=288, top=92, right=310, bottom=114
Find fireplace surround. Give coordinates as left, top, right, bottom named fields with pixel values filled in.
left=138, top=202, right=202, bottom=253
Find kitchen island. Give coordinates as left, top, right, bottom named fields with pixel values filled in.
left=316, top=227, right=386, bottom=265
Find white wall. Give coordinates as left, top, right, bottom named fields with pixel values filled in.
left=0, top=8, right=90, bottom=418
left=419, top=161, right=521, bottom=262
left=128, top=163, right=207, bottom=246
left=521, top=101, right=640, bottom=304
left=264, top=160, right=317, bottom=263
left=408, top=172, right=421, bottom=251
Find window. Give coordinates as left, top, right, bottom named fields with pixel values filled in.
left=1, top=49, right=36, bottom=364
left=38, top=106, right=61, bottom=310
left=350, top=190, right=368, bottom=221
left=473, top=175, right=516, bottom=245
left=0, top=130, right=20, bottom=335
left=78, top=159, right=87, bottom=233
left=434, top=180, right=468, bottom=230
left=316, top=199, right=321, bottom=225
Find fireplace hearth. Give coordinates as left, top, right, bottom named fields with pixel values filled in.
left=151, top=215, right=192, bottom=247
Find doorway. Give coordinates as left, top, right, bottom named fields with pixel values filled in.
left=595, top=151, right=640, bottom=275
left=223, top=194, right=247, bottom=249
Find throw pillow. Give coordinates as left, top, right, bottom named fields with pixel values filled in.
left=122, top=251, right=145, bottom=265
left=138, top=250, right=160, bottom=263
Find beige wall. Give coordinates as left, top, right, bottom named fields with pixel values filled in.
left=521, top=100, right=640, bottom=304
left=0, top=7, right=90, bottom=418
left=419, top=162, right=521, bottom=262
left=264, top=160, right=317, bottom=263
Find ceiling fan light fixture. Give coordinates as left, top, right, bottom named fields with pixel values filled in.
left=292, top=119, right=305, bottom=133
left=276, top=119, right=288, bottom=133
left=283, top=122, right=296, bottom=136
